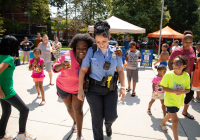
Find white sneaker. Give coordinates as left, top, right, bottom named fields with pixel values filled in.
left=0, top=135, right=16, bottom=140
left=16, top=133, right=36, bottom=140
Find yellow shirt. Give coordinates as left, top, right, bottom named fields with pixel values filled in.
left=160, top=71, right=190, bottom=108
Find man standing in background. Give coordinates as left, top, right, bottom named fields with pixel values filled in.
left=34, top=33, right=43, bottom=48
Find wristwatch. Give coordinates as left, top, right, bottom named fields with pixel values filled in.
left=121, top=86, right=126, bottom=90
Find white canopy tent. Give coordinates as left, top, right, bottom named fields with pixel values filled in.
left=87, top=16, right=146, bottom=34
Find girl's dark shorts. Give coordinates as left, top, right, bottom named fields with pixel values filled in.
left=167, top=106, right=180, bottom=113
left=56, top=85, right=77, bottom=99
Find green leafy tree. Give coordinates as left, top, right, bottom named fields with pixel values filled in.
left=110, top=0, right=171, bottom=34
left=0, top=16, right=6, bottom=34
left=165, top=0, right=199, bottom=33
left=3, top=19, right=26, bottom=33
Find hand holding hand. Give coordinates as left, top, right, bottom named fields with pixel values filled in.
left=119, top=88, right=125, bottom=101
left=77, top=88, right=84, bottom=101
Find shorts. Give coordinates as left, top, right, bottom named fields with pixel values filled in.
left=152, top=92, right=164, bottom=100
left=44, top=62, right=52, bottom=72
left=127, top=69, right=138, bottom=83
left=160, top=62, right=167, bottom=66
left=33, top=78, right=44, bottom=82
left=56, top=85, right=77, bottom=99
left=166, top=106, right=179, bottom=113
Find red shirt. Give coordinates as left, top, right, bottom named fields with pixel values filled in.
left=170, top=47, right=196, bottom=75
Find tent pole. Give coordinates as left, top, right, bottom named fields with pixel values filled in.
left=158, top=0, right=165, bottom=57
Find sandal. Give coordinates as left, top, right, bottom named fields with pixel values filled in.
left=72, top=124, right=77, bottom=133
left=160, top=124, right=168, bottom=133
left=147, top=110, right=152, bottom=115
left=76, top=137, right=84, bottom=140
left=37, top=95, right=42, bottom=99
left=131, top=92, right=135, bottom=97
left=49, top=83, right=54, bottom=86
left=39, top=101, right=46, bottom=106
left=182, top=113, right=194, bottom=120
left=126, top=88, right=131, bottom=92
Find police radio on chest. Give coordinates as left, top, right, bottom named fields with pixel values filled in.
left=103, top=61, right=111, bottom=70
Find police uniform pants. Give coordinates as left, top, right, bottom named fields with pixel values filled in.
left=86, top=84, right=118, bottom=140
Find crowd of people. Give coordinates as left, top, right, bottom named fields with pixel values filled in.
left=0, top=20, right=199, bottom=140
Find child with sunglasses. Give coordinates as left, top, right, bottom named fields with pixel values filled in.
left=159, top=55, right=190, bottom=140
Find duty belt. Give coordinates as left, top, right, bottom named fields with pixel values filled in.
left=91, top=78, right=107, bottom=87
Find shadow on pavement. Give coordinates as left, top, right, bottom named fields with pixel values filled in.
left=149, top=115, right=173, bottom=140
left=190, top=101, right=200, bottom=113
left=62, top=130, right=73, bottom=140
left=26, top=98, right=39, bottom=111
left=104, top=135, right=112, bottom=140
left=58, top=96, right=63, bottom=103
left=27, top=85, right=50, bottom=95
left=119, top=91, right=140, bottom=106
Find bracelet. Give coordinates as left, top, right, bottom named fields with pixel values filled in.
left=120, top=86, right=126, bottom=90
left=79, top=88, right=84, bottom=91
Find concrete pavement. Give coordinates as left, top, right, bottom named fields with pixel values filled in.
left=0, top=63, right=200, bottom=140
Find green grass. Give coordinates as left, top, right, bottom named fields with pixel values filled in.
left=60, top=47, right=71, bottom=50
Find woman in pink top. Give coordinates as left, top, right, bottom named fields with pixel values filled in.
left=53, top=34, right=94, bottom=140
left=168, top=31, right=196, bottom=120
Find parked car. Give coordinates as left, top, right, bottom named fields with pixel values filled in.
left=109, top=37, right=118, bottom=46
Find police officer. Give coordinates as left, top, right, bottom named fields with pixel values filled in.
left=78, top=20, right=125, bottom=140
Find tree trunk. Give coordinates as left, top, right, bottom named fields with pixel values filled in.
left=47, top=16, right=52, bottom=39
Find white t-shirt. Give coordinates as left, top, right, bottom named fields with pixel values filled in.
left=125, top=50, right=141, bottom=70
left=172, top=46, right=180, bottom=52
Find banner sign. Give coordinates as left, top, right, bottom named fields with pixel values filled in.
left=140, top=49, right=153, bottom=67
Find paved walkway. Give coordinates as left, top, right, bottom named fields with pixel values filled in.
left=1, top=64, right=200, bottom=140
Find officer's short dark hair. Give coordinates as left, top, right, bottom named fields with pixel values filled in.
left=94, top=20, right=110, bottom=39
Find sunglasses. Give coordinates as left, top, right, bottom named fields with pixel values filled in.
left=172, top=60, right=182, bottom=66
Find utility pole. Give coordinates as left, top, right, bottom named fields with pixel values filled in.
left=158, top=0, right=164, bottom=56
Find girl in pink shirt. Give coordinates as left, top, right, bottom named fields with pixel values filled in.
left=147, top=65, right=167, bottom=118
left=53, top=34, right=94, bottom=140
left=29, top=48, right=45, bottom=106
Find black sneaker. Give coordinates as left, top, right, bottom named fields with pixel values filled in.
left=106, top=127, right=112, bottom=137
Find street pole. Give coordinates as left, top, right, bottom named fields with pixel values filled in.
left=158, top=0, right=164, bottom=56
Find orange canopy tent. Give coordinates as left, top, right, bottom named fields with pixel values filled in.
left=148, top=26, right=184, bottom=39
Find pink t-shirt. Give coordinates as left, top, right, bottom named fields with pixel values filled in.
left=170, top=47, right=196, bottom=75
left=30, top=58, right=45, bottom=78
left=152, top=75, right=164, bottom=94
left=53, top=50, right=80, bottom=94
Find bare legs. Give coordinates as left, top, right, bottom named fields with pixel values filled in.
left=62, top=95, right=84, bottom=138
left=148, top=99, right=166, bottom=117
left=48, top=71, right=53, bottom=85
left=160, top=99, right=166, bottom=117
left=196, top=91, right=200, bottom=99
left=161, top=113, right=179, bottom=140
left=35, top=81, right=45, bottom=102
